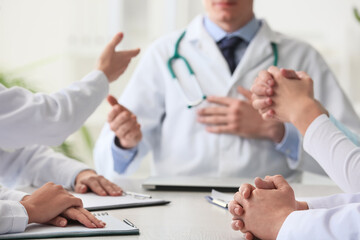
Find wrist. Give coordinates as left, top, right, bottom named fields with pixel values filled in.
left=115, top=136, right=136, bottom=149
left=263, top=121, right=285, bottom=143
left=296, top=201, right=309, bottom=210
left=273, top=208, right=294, bottom=240
left=19, top=201, right=34, bottom=223
left=290, top=98, right=326, bottom=136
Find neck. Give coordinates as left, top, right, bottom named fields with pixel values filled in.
left=213, top=12, right=254, bottom=33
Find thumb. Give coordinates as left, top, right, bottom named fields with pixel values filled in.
left=237, top=86, right=252, bottom=101
left=75, top=183, right=88, bottom=194
left=254, top=177, right=276, bottom=189
left=280, top=68, right=300, bottom=80
left=106, top=32, right=124, bottom=52
left=107, top=95, right=119, bottom=106
left=47, top=216, right=68, bottom=227
left=266, top=175, right=290, bottom=190
left=119, top=48, right=141, bottom=58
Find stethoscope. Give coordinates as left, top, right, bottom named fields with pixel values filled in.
left=167, top=30, right=278, bottom=109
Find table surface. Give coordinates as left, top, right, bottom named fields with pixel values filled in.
left=37, top=178, right=343, bottom=240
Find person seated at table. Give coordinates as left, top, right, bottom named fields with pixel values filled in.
left=228, top=67, right=360, bottom=239
left=94, top=0, right=360, bottom=182
left=0, top=33, right=138, bottom=234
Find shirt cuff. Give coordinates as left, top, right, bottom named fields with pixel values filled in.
left=111, top=137, right=138, bottom=173
left=275, top=123, right=301, bottom=163
left=303, top=114, right=329, bottom=153
left=276, top=211, right=300, bottom=240
left=8, top=201, right=28, bottom=233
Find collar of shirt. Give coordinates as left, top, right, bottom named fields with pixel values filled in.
left=203, top=16, right=261, bottom=43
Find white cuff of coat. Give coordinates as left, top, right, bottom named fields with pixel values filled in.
left=3, top=201, right=28, bottom=233
left=276, top=210, right=306, bottom=240
left=303, top=114, right=328, bottom=154
left=83, top=70, right=109, bottom=94
left=0, top=188, right=28, bottom=202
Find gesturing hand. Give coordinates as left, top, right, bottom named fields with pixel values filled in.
left=97, top=32, right=140, bottom=83
left=197, top=86, right=285, bottom=143
left=107, top=95, right=142, bottom=149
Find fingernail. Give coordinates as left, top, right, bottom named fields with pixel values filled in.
left=241, top=189, right=245, bottom=197
left=92, top=223, right=97, bottom=228
left=60, top=220, right=66, bottom=227
left=234, top=207, right=239, bottom=214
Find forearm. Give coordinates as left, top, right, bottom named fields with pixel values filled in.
left=0, top=146, right=89, bottom=190
left=290, top=98, right=327, bottom=136
left=306, top=192, right=360, bottom=209
left=304, top=115, right=360, bottom=193
left=277, top=203, right=360, bottom=240
left=0, top=70, right=108, bottom=149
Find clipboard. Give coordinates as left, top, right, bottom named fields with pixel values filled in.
left=0, top=212, right=138, bottom=239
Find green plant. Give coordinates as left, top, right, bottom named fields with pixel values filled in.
left=0, top=73, right=94, bottom=162
left=354, top=7, right=360, bottom=23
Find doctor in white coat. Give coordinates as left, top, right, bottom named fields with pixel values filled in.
left=94, top=0, right=360, bottom=179
left=0, top=32, right=140, bottom=149
left=228, top=68, right=360, bottom=240
left=0, top=33, right=139, bottom=234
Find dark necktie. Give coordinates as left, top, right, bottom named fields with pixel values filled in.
left=217, top=37, right=242, bottom=74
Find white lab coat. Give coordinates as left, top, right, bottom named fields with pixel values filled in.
left=277, top=115, right=360, bottom=239
left=277, top=193, right=360, bottom=239
left=0, top=71, right=107, bottom=233
left=0, top=145, right=89, bottom=234
left=304, top=114, right=360, bottom=193
left=94, top=16, right=360, bottom=178
left=0, top=70, right=108, bottom=149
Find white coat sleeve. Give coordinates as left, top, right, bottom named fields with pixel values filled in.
left=0, top=187, right=29, bottom=234
left=277, top=203, right=360, bottom=240
left=0, top=70, right=109, bottom=149
left=0, top=146, right=90, bottom=190
left=306, top=192, right=360, bottom=209
left=94, top=42, right=166, bottom=177
left=303, top=114, right=360, bottom=193
left=0, top=201, right=28, bottom=234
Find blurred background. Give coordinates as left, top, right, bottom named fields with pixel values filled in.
left=1, top=0, right=360, bottom=182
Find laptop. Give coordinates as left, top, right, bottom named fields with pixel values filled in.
left=142, top=176, right=252, bottom=192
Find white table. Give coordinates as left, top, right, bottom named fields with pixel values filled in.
left=40, top=178, right=343, bottom=240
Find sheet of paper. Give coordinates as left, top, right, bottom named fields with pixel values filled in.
left=211, top=189, right=234, bottom=203
left=73, top=192, right=169, bottom=211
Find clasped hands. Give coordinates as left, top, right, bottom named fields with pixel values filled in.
left=228, top=175, right=309, bottom=240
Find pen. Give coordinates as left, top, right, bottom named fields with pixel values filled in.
left=123, top=218, right=137, bottom=228
left=124, top=191, right=152, bottom=199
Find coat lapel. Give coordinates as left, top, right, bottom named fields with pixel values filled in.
left=229, top=20, right=281, bottom=92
